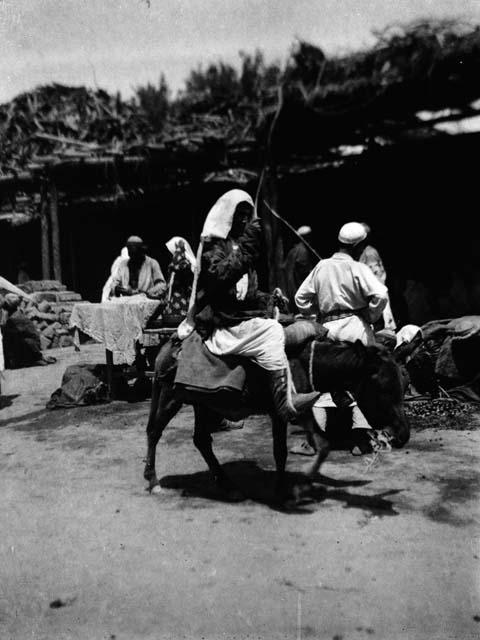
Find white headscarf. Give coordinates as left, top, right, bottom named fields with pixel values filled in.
left=177, top=189, right=255, bottom=340
left=201, top=189, right=255, bottom=240
left=165, top=237, right=196, bottom=272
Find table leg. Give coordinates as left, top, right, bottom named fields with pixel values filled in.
left=106, top=349, right=114, bottom=399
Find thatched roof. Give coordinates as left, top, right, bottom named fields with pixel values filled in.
left=2, top=19, right=480, bottom=210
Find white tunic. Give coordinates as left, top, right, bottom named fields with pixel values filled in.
left=295, top=252, right=388, bottom=347
left=296, top=252, right=388, bottom=410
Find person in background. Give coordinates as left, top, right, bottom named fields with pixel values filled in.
left=294, top=222, right=389, bottom=455
left=359, top=223, right=396, bottom=331
left=101, top=247, right=128, bottom=302
left=1, top=294, right=56, bottom=369
left=16, top=261, right=31, bottom=285
left=112, top=236, right=167, bottom=300
left=164, top=237, right=196, bottom=320
left=283, top=225, right=317, bottom=313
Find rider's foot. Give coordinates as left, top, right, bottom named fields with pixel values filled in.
left=267, top=369, right=320, bottom=422
left=350, top=429, right=375, bottom=455
left=289, top=440, right=316, bottom=456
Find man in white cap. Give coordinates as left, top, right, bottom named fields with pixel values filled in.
left=112, top=235, right=166, bottom=299
left=294, top=221, right=389, bottom=453
left=283, top=225, right=316, bottom=312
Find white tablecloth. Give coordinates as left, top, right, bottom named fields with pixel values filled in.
left=70, top=295, right=160, bottom=364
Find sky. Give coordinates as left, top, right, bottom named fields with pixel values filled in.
left=1, top=0, right=479, bottom=103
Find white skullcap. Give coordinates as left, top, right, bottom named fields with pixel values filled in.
left=338, top=222, right=367, bottom=246
left=297, top=225, right=312, bottom=236
left=126, top=235, right=144, bottom=245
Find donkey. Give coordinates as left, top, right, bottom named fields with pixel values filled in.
left=143, top=328, right=409, bottom=504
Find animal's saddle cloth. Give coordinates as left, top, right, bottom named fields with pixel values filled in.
left=173, top=320, right=328, bottom=401
left=175, top=331, right=246, bottom=395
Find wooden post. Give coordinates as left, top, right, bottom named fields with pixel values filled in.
left=258, top=167, right=286, bottom=292
left=49, top=181, right=62, bottom=283
left=40, top=190, right=51, bottom=279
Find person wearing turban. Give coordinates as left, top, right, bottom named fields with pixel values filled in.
left=283, top=225, right=316, bottom=313
left=192, top=189, right=320, bottom=423
left=164, top=237, right=196, bottom=320
left=359, top=223, right=397, bottom=331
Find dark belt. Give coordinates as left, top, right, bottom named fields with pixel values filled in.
left=318, top=308, right=367, bottom=324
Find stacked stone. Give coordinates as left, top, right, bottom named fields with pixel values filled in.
left=19, top=280, right=84, bottom=350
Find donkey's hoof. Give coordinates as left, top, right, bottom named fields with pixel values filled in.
left=150, top=484, right=163, bottom=495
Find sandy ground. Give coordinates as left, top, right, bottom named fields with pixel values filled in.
left=1, top=345, right=480, bottom=640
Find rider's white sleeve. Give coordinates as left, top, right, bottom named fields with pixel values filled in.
left=294, top=270, right=317, bottom=314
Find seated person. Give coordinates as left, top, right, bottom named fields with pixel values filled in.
left=1, top=294, right=55, bottom=369
left=101, top=247, right=128, bottom=301
left=112, top=236, right=167, bottom=300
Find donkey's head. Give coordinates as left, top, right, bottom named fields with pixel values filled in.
left=355, top=344, right=410, bottom=448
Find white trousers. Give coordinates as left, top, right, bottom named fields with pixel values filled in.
left=205, top=318, right=286, bottom=371
left=313, top=314, right=373, bottom=429
left=312, top=406, right=371, bottom=432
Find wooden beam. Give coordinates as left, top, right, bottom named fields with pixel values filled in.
left=40, top=191, right=51, bottom=279
left=49, top=182, right=62, bottom=282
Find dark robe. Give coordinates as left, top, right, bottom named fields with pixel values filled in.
left=2, top=310, right=43, bottom=368
left=284, top=242, right=316, bottom=312
left=195, top=221, right=271, bottom=339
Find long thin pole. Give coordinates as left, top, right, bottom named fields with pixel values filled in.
left=40, top=190, right=51, bottom=279
left=262, top=200, right=322, bottom=261
left=49, top=181, right=62, bottom=282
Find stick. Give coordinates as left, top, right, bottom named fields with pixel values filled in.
left=177, top=238, right=204, bottom=340
left=262, top=200, right=322, bottom=261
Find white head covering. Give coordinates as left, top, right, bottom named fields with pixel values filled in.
left=297, top=225, right=312, bottom=236
left=201, top=189, right=254, bottom=240
left=338, top=222, right=367, bottom=246
left=126, top=235, right=144, bottom=245
left=166, top=236, right=196, bottom=271
left=395, top=325, right=422, bottom=349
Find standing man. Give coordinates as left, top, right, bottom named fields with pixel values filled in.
left=359, top=223, right=396, bottom=331
left=294, top=222, right=389, bottom=453
left=112, top=236, right=167, bottom=300
left=283, top=225, right=316, bottom=313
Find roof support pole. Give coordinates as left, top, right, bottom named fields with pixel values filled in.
left=49, top=181, right=62, bottom=283
left=257, top=167, right=286, bottom=292
left=40, top=187, right=51, bottom=279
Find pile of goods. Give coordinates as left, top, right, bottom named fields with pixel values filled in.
left=18, top=280, right=84, bottom=350
left=405, top=397, right=477, bottom=431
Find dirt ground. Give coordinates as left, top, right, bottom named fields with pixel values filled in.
left=1, top=345, right=479, bottom=640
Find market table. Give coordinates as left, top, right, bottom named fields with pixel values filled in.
left=69, top=295, right=174, bottom=397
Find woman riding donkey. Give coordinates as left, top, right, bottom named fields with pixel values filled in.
left=191, top=189, right=320, bottom=422
left=144, top=194, right=409, bottom=500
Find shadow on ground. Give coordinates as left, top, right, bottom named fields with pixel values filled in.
left=160, top=459, right=401, bottom=516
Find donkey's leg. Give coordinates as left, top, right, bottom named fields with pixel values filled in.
left=271, top=414, right=289, bottom=500
left=193, top=406, right=245, bottom=501
left=144, top=381, right=182, bottom=492
left=302, top=412, right=331, bottom=479
left=305, top=432, right=331, bottom=478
